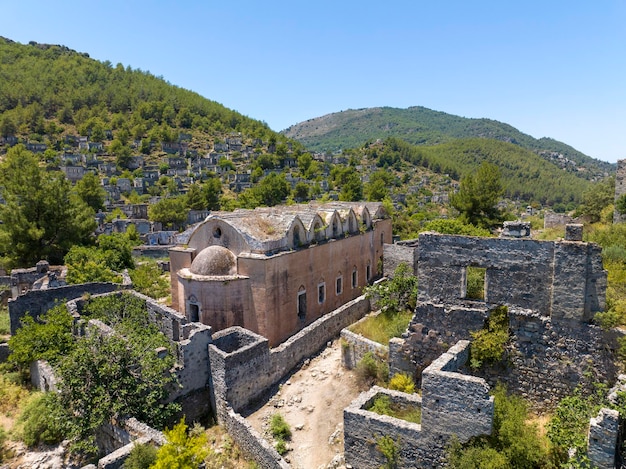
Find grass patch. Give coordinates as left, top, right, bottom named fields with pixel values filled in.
left=349, top=310, right=413, bottom=345
left=367, top=394, right=421, bottom=424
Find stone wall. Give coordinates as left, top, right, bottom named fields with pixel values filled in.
left=587, top=408, right=620, bottom=469
left=219, top=406, right=290, bottom=469
left=9, top=282, right=122, bottom=334
left=344, top=341, right=492, bottom=469
left=383, top=241, right=417, bottom=276
left=392, top=301, right=619, bottom=410
left=30, top=360, right=59, bottom=392
left=210, top=295, right=370, bottom=414
left=417, top=232, right=606, bottom=321
left=420, top=340, right=493, bottom=441
left=340, top=327, right=388, bottom=370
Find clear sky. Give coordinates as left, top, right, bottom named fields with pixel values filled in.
left=2, top=1, right=625, bottom=163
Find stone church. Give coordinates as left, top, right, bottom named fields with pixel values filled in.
left=169, top=202, right=391, bottom=345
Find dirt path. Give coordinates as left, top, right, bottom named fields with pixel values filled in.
left=246, top=339, right=362, bottom=469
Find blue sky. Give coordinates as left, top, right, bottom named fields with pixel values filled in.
left=2, top=1, right=625, bottom=163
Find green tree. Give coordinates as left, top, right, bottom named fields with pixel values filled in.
left=148, top=196, right=187, bottom=229
left=450, top=162, right=504, bottom=228
left=203, top=177, right=222, bottom=210
left=576, top=177, right=615, bottom=222
left=74, top=171, right=106, bottom=212
left=252, top=172, right=290, bottom=207
left=0, top=145, right=96, bottom=266
left=185, top=183, right=206, bottom=210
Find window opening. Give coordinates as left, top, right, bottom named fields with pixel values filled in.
left=465, top=266, right=486, bottom=300
left=189, top=303, right=199, bottom=322
left=318, top=282, right=326, bottom=303
left=336, top=276, right=343, bottom=295
left=297, top=286, right=306, bottom=320
left=366, top=262, right=371, bottom=282
left=352, top=268, right=358, bottom=288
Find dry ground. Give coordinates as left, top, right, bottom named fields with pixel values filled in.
left=246, top=339, right=362, bottom=469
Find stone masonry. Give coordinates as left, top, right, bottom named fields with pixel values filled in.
left=344, top=341, right=492, bottom=468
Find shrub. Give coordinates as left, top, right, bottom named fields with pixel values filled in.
left=355, top=351, right=389, bottom=388
left=470, top=306, right=509, bottom=369
left=16, top=392, right=67, bottom=447
left=151, top=418, right=208, bottom=469
left=368, top=394, right=421, bottom=424
left=0, top=426, right=6, bottom=463
left=376, top=435, right=399, bottom=469
left=447, top=384, right=549, bottom=469
left=0, top=305, right=10, bottom=337
left=123, top=442, right=157, bottom=469
left=270, top=413, right=291, bottom=440
left=388, top=373, right=415, bottom=394
left=364, top=262, right=418, bottom=315
left=129, top=262, right=170, bottom=300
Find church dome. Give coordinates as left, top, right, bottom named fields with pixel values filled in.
left=189, top=245, right=237, bottom=276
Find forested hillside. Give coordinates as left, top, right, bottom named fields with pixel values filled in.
left=0, top=37, right=276, bottom=151
left=366, top=137, right=590, bottom=206
left=282, top=106, right=614, bottom=180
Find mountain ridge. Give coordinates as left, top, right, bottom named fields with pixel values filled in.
left=282, top=106, right=614, bottom=180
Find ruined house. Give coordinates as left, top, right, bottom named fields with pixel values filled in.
left=169, top=202, right=391, bottom=345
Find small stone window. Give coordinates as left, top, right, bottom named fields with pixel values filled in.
left=336, top=275, right=343, bottom=295
left=318, top=282, right=326, bottom=304
left=213, top=227, right=222, bottom=238
left=366, top=262, right=371, bottom=283
left=465, top=266, right=486, bottom=300
left=352, top=267, right=358, bottom=288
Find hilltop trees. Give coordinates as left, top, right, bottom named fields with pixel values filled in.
left=0, top=145, right=96, bottom=267
left=450, top=161, right=504, bottom=228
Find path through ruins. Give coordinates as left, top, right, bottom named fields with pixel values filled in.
left=246, top=339, right=361, bottom=469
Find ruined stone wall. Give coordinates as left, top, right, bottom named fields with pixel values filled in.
left=30, top=360, right=58, bottom=392
left=219, top=406, right=290, bottom=469
left=420, top=341, right=493, bottom=441
left=588, top=408, right=620, bottom=469
left=340, top=327, right=388, bottom=370
left=210, top=295, right=370, bottom=414
left=417, top=232, right=606, bottom=321
left=345, top=341, right=492, bottom=469
left=8, top=282, right=121, bottom=334
left=383, top=241, right=417, bottom=276
left=615, top=159, right=626, bottom=224
left=392, top=302, right=619, bottom=410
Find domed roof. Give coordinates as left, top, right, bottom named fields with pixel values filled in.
left=189, top=245, right=237, bottom=276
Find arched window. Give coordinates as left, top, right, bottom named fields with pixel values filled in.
left=297, top=286, right=307, bottom=320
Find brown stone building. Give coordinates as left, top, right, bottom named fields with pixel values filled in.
left=170, top=202, right=391, bottom=345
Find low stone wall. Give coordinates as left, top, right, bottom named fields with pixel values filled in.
left=344, top=386, right=443, bottom=468
left=345, top=342, right=493, bottom=468
left=219, top=406, right=290, bottom=469
left=95, top=418, right=166, bottom=468
left=210, top=295, right=371, bottom=414
left=340, top=325, right=388, bottom=370
left=9, top=282, right=122, bottom=334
